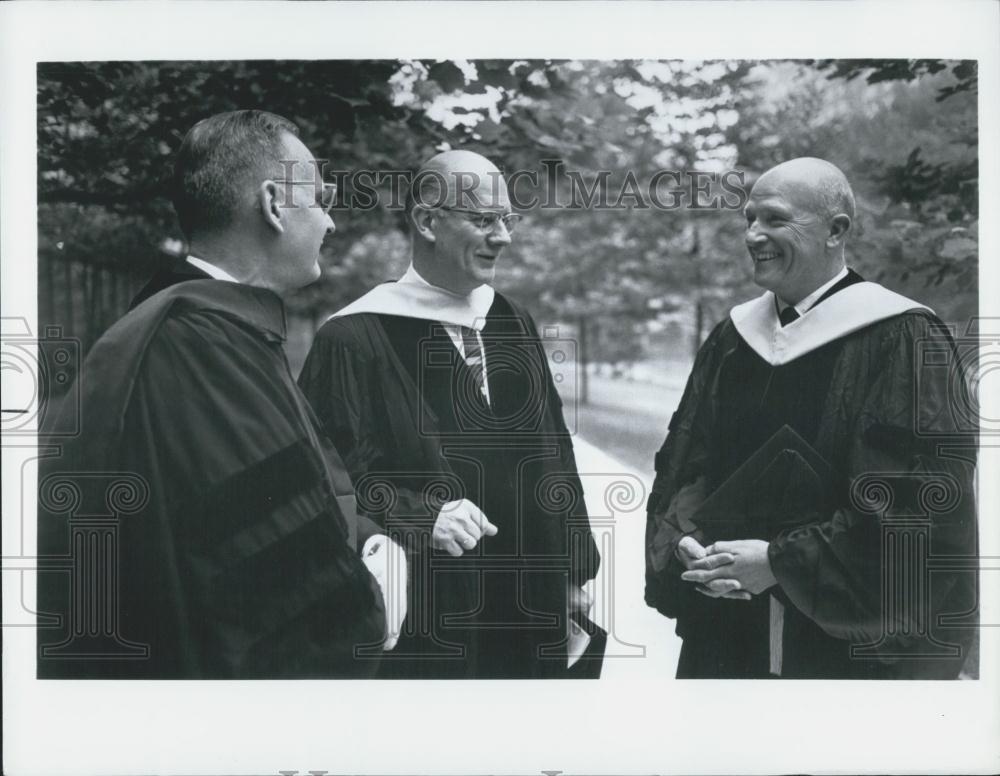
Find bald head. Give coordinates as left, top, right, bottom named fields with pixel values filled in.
left=409, top=149, right=508, bottom=213
left=756, top=157, right=855, bottom=223
left=744, top=157, right=854, bottom=305
left=407, top=149, right=513, bottom=295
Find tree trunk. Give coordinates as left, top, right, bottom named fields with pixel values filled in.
left=577, top=316, right=589, bottom=406
left=82, top=264, right=96, bottom=352
left=112, top=268, right=124, bottom=317
left=64, top=259, right=75, bottom=345
left=43, top=253, right=56, bottom=329
left=693, top=298, right=704, bottom=358
left=690, top=223, right=703, bottom=357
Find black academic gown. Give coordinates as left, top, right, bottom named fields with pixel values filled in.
left=129, top=257, right=211, bottom=310
left=299, top=291, right=601, bottom=678
left=37, top=279, right=386, bottom=678
left=645, top=284, right=977, bottom=679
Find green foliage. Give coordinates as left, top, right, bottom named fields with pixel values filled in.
left=38, top=60, right=422, bottom=314
left=812, top=59, right=977, bottom=101
left=38, top=58, right=977, bottom=359
left=724, top=60, right=977, bottom=324
left=37, top=59, right=603, bottom=321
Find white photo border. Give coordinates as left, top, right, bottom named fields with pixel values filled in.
left=2, top=2, right=999, bottom=774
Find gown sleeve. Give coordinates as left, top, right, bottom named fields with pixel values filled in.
left=298, top=317, right=447, bottom=556
left=40, top=306, right=386, bottom=678
left=767, top=313, right=978, bottom=671
left=644, top=321, right=731, bottom=617
left=137, top=309, right=387, bottom=677
left=519, top=307, right=601, bottom=586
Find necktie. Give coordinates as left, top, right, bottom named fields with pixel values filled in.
left=778, top=306, right=800, bottom=327
left=460, top=326, right=490, bottom=406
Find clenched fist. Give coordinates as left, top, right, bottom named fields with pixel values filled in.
left=432, top=499, right=498, bottom=556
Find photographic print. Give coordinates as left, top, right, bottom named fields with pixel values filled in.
left=3, top=2, right=998, bottom=775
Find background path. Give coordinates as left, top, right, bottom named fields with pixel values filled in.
left=571, top=435, right=682, bottom=679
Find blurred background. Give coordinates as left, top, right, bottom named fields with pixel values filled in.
left=37, top=58, right=978, bottom=472
left=35, top=58, right=979, bottom=677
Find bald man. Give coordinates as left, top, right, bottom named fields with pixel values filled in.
left=645, top=158, right=977, bottom=679
left=299, top=151, right=601, bottom=678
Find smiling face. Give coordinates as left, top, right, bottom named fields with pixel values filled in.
left=744, top=168, right=844, bottom=305
left=435, top=182, right=512, bottom=292
left=411, top=151, right=513, bottom=295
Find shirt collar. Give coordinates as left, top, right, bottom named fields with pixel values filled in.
left=186, top=255, right=241, bottom=284
left=777, top=266, right=850, bottom=316
left=400, top=263, right=494, bottom=322
left=329, top=265, right=496, bottom=330
left=400, top=263, right=434, bottom=290
left=181, top=257, right=285, bottom=342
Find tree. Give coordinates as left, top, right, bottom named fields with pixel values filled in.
left=727, top=60, right=977, bottom=324
left=39, top=58, right=977, bottom=367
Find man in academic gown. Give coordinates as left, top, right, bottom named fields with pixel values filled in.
left=644, top=158, right=978, bottom=679
left=298, top=150, right=602, bottom=678
left=37, top=110, right=402, bottom=679
left=129, top=254, right=211, bottom=309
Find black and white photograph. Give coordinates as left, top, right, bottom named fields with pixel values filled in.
left=2, top=1, right=998, bottom=774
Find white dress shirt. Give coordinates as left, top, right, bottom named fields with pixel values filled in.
left=399, top=264, right=492, bottom=404
left=778, top=266, right=850, bottom=317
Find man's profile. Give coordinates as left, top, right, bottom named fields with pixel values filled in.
left=645, top=157, right=978, bottom=679
left=37, top=110, right=399, bottom=678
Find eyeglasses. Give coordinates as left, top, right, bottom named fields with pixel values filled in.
left=272, top=179, right=338, bottom=213
left=438, top=206, right=522, bottom=233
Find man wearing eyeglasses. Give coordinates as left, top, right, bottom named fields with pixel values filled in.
left=299, top=150, right=602, bottom=679
left=129, top=121, right=338, bottom=309
left=38, top=110, right=398, bottom=678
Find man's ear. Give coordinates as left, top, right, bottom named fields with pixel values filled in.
left=827, top=214, right=851, bottom=247
left=259, top=180, right=285, bottom=234
left=410, top=206, right=436, bottom=243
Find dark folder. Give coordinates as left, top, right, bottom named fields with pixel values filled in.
left=683, top=425, right=838, bottom=543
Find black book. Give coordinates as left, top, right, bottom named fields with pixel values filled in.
left=684, top=425, right=839, bottom=543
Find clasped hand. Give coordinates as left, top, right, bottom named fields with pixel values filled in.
left=675, top=536, right=777, bottom=600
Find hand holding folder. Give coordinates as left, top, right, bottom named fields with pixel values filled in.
left=683, top=425, right=838, bottom=543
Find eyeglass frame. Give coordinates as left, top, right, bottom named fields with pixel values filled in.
left=436, top=206, right=523, bottom=233
left=271, top=178, right=338, bottom=214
